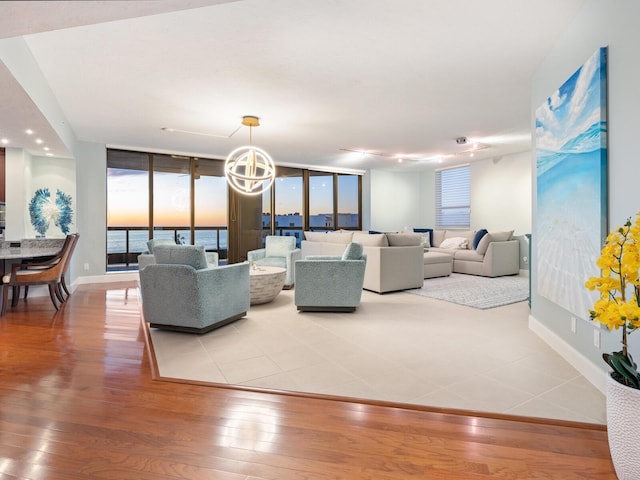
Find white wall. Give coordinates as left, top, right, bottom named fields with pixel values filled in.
left=531, top=0, right=640, bottom=388
left=471, top=151, right=531, bottom=236
left=369, top=169, right=423, bottom=231
left=70, top=141, right=107, bottom=281
left=368, top=151, right=531, bottom=236
left=4, top=148, right=31, bottom=240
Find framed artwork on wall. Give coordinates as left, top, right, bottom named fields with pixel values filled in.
left=535, top=46, right=608, bottom=318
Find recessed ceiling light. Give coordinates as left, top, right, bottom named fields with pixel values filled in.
left=43, top=147, right=50, bottom=151
left=45, top=153, right=53, bottom=157
left=25, top=129, right=34, bottom=135
left=1, top=138, right=9, bottom=145
left=35, top=138, right=43, bottom=144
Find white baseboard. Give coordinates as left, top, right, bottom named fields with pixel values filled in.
left=12, top=272, right=137, bottom=298
left=70, top=272, right=139, bottom=292
left=529, top=314, right=607, bottom=394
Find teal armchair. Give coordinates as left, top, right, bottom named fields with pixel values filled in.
left=139, top=245, right=248, bottom=333
left=247, top=235, right=301, bottom=288
left=294, top=242, right=366, bottom=312
left=138, top=238, right=219, bottom=270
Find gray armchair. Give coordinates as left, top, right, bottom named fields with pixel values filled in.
left=294, top=242, right=366, bottom=312
left=139, top=244, right=249, bottom=333
left=247, top=235, right=301, bottom=288
left=138, top=238, right=219, bottom=270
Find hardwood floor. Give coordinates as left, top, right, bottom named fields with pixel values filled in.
left=0, top=281, right=617, bottom=479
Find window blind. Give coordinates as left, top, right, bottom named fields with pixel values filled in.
left=435, top=164, right=470, bottom=229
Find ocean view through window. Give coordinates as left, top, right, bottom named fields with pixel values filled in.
left=107, top=149, right=362, bottom=269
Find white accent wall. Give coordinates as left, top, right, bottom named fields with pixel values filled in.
left=368, top=169, right=424, bottom=232
left=471, top=151, right=531, bottom=237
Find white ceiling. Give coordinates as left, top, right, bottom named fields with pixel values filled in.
left=0, top=0, right=584, bottom=172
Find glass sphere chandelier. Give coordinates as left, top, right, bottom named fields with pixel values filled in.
left=224, top=116, right=276, bottom=195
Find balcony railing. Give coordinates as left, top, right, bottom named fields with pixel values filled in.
left=107, top=226, right=228, bottom=271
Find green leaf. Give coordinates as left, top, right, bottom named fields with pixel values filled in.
left=607, top=351, right=640, bottom=389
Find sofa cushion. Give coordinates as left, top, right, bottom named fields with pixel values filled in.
left=439, top=237, right=469, bottom=249
left=353, top=232, right=389, bottom=246
left=432, top=229, right=446, bottom=247
left=325, top=231, right=354, bottom=244
left=153, top=244, right=209, bottom=270
left=475, top=234, right=492, bottom=255
left=256, top=257, right=286, bottom=268
left=386, top=233, right=421, bottom=246
left=488, top=230, right=514, bottom=242
left=304, top=231, right=327, bottom=242
left=473, top=229, right=488, bottom=249
left=454, top=249, right=485, bottom=262
left=342, top=242, right=364, bottom=260
left=475, top=230, right=514, bottom=255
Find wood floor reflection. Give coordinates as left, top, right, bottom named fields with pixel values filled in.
left=0, top=282, right=616, bottom=479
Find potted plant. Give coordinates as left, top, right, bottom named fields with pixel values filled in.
left=585, top=213, right=640, bottom=480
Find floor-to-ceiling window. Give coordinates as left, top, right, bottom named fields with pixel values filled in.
left=194, top=159, right=228, bottom=260
left=108, top=148, right=362, bottom=266
left=106, top=149, right=228, bottom=271
left=106, top=150, right=150, bottom=270
left=337, top=174, right=360, bottom=229
left=308, top=171, right=334, bottom=231
left=152, top=154, right=191, bottom=244
left=273, top=167, right=304, bottom=246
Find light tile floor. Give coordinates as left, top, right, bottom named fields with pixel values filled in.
left=150, top=288, right=606, bottom=424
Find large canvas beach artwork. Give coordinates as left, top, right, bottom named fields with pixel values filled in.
left=535, top=47, right=607, bottom=319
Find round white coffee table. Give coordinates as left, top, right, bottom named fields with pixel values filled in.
left=249, top=266, right=286, bottom=305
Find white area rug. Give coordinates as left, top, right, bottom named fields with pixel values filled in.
left=406, top=273, right=529, bottom=309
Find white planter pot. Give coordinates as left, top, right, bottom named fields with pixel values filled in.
left=607, top=373, right=640, bottom=480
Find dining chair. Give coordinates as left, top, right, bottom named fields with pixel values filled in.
left=1, top=233, right=78, bottom=315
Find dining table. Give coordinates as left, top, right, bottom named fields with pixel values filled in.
left=0, top=246, right=63, bottom=277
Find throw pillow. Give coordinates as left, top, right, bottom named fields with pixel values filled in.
left=342, top=242, right=364, bottom=260
left=432, top=229, right=446, bottom=247
left=147, top=238, right=176, bottom=253
left=153, top=245, right=209, bottom=270
left=444, top=230, right=476, bottom=249
left=413, top=228, right=433, bottom=245
left=419, top=234, right=431, bottom=248
left=386, top=233, right=421, bottom=246
left=439, top=237, right=469, bottom=249
left=473, top=229, right=488, bottom=249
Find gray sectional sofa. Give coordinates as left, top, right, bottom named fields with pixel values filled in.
left=302, top=229, right=520, bottom=293
left=301, top=231, right=424, bottom=294
left=427, top=229, right=520, bottom=277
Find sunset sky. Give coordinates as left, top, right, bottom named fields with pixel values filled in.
left=107, top=169, right=358, bottom=227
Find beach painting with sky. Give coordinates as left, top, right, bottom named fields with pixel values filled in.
left=535, top=47, right=607, bottom=319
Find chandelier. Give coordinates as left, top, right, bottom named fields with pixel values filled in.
left=224, top=116, right=276, bottom=195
